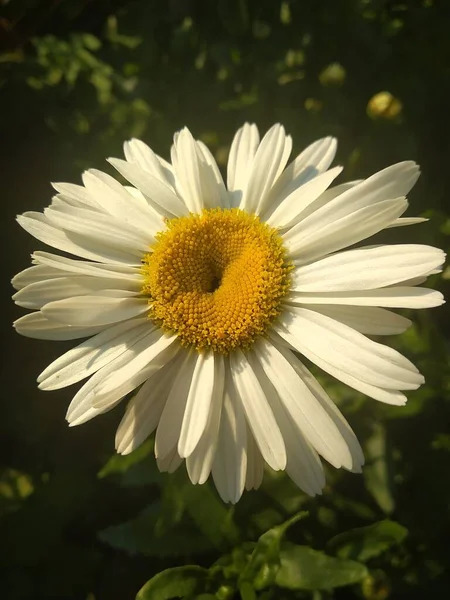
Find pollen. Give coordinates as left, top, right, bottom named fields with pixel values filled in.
left=141, top=208, right=291, bottom=353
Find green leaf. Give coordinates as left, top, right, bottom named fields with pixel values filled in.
left=98, top=439, right=154, bottom=478
left=328, top=520, right=408, bottom=562
left=183, top=483, right=240, bottom=548
left=276, top=544, right=368, bottom=590
left=99, top=503, right=213, bottom=558
left=136, top=566, right=209, bottom=600
left=363, top=422, right=395, bottom=514
left=240, top=512, right=308, bottom=590
left=98, top=439, right=164, bottom=487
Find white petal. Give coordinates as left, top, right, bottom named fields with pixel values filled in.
left=12, top=265, right=65, bottom=290
left=277, top=346, right=364, bottom=472
left=44, top=204, right=152, bottom=254
left=252, top=339, right=354, bottom=471
left=91, top=331, right=179, bottom=409
left=276, top=307, right=424, bottom=390
left=42, top=295, right=149, bottom=327
left=269, top=329, right=407, bottom=406
left=178, top=351, right=216, bottom=458
left=387, top=217, right=428, bottom=228
left=266, top=136, right=337, bottom=205
left=267, top=166, right=343, bottom=229
left=248, top=352, right=326, bottom=494
left=244, top=428, right=265, bottom=491
left=212, top=367, right=247, bottom=504
left=123, top=138, right=174, bottom=188
left=13, top=275, right=141, bottom=310
left=303, top=305, right=412, bottom=335
left=291, top=245, right=446, bottom=292
left=157, top=445, right=183, bottom=474
left=51, top=182, right=100, bottom=209
left=170, top=128, right=205, bottom=213
left=17, top=212, right=140, bottom=265
left=269, top=179, right=362, bottom=223
left=108, top=157, right=188, bottom=218
left=227, top=123, right=260, bottom=193
left=284, top=287, right=445, bottom=309
left=229, top=349, right=286, bottom=471
left=115, top=358, right=179, bottom=455
left=66, top=344, right=150, bottom=426
left=196, top=140, right=230, bottom=208
left=32, top=251, right=142, bottom=280
left=240, top=124, right=290, bottom=214
left=82, top=169, right=158, bottom=231
left=38, top=318, right=150, bottom=390
left=286, top=197, right=409, bottom=262
left=155, top=351, right=197, bottom=460
left=13, top=312, right=105, bottom=341
left=186, top=354, right=225, bottom=485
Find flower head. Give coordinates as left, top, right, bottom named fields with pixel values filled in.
left=13, top=124, right=445, bottom=503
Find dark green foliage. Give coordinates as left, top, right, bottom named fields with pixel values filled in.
left=1, top=1, right=450, bottom=599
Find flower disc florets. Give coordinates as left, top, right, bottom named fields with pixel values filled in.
left=142, top=208, right=291, bottom=353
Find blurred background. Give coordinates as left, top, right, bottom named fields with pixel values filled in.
left=1, top=1, right=450, bottom=599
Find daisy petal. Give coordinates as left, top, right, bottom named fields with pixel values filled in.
left=248, top=354, right=326, bottom=494
left=276, top=307, right=424, bottom=390
left=13, top=312, right=105, bottom=341
left=252, top=339, right=354, bottom=470
left=240, top=124, right=290, bottom=215
left=387, top=217, right=428, bottom=228
left=196, top=140, right=230, bottom=208
left=17, top=212, right=140, bottom=265
left=123, top=138, right=173, bottom=188
left=285, top=287, right=445, bottom=309
left=81, top=169, right=157, bottom=231
left=115, top=358, right=180, bottom=455
left=32, top=251, right=142, bottom=280
left=244, top=427, right=265, bottom=491
left=227, top=123, right=260, bottom=194
left=170, top=128, right=205, bottom=213
left=303, top=305, right=412, bottom=335
left=178, top=351, right=216, bottom=458
left=286, top=197, right=409, bottom=262
left=277, top=346, right=364, bottom=472
left=267, top=166, right=343, bottom=229
left=51, top=182, right=100, bottom=210
left=13, top=275, right=140, bottom=310
left=157, top=446, right=184, bottom=474
left=42, top=295, right=149, bottom=327
left=91, top=331, right=179, bottom=409
left=212, top=368, right=247, bottom=504
left=155, top=351, right=197, bottom=460
left=37, top=318, right=150, bottom=390
left=186, top=354, right=225, bottom=485
left=108, top=157, right=188, bottom=218
left=12, top=265, right=66, bottom=290
left=229, top=349, right=286, bottom=471
left=291, top=245, right=446, bottom=292
left=266, top=136, right=337, bottom=205
left=44, top=204, right=154, bottom=252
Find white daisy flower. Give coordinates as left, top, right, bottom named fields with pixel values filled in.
left=12, top=124, right=445, bottom=503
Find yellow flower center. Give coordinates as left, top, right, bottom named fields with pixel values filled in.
left=141, top=208, right=291, bottom=353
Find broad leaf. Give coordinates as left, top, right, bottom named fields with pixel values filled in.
left=363, top=422, right=395, bottom=514
left=276, top=544, right=368, bottom=590
left=240, top=512, right=308, bottom=590
left=136, top=566, right=209, bottom=600
left=328, top=520, right=408, bottom=562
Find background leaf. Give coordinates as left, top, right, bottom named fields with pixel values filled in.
left=136, top=566, right=209, bottom=600
left=327, top=519, right=408, bottom=562
left=276, top=544, right=368, bottom=590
